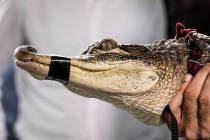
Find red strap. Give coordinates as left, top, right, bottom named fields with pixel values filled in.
left=187, top=59, right=201, bottom=75
left=175, top=22, right=196, bottom=39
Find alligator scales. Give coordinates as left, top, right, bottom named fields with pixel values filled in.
left=14, top=23, right=210, bottom=125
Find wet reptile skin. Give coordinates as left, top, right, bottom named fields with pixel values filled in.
left=14, top=32, right=210, bottom=125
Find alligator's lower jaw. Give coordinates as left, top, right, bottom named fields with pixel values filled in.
left=15, top=59, right=50, bottom=80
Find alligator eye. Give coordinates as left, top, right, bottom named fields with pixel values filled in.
left=81, top=39, right=119, bottom=55
left=100, top=39, right=118, bottom=51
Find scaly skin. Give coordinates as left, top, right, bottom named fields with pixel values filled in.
left=14, top=32, right=210, bottom=125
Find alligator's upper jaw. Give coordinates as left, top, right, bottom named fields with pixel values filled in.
left=14, top=46, right=51, bottom=80
left=14, top=46, right=123, bottom=84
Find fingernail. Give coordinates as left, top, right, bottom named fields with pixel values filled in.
left=184, top=74, right=192, bottom=82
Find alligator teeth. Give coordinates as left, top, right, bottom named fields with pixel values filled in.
left=17, top=59, right=33, bottom=63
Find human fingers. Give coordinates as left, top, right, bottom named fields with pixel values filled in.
left=162, top=74, right=192, bottom=128
left=198, top=71, right=210, bottom=139
left=182, top=64, right=210, bottom=139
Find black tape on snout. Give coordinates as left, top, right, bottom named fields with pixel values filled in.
left=46, top=56, right=71, bottom=84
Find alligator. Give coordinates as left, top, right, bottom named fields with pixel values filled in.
left=14, top=23, right=210, bottom=126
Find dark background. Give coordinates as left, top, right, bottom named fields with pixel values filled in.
left=164, top=0, right=210, bottom=38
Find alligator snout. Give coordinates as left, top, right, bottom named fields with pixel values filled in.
left=14, top=45, right=37, bottom=61
left=14, top=45, right=52, bottom=80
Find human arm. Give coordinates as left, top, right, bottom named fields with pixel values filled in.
left=0, top=0, right=22, bottom=139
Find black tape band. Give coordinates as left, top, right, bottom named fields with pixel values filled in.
left=46, top=56, right=71, bottom=84
left=164, top=105, right=179, bottom=140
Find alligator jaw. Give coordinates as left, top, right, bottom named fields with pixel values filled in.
left=14, top=46, right=121, bottom=83
left=14, top=46, right=51, bottom=80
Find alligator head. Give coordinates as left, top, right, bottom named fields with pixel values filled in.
left=14, top=24, right=210, bottom=125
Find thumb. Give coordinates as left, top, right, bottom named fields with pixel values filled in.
left=170, top=74, right=193, bottom=111
left=163, top=74, right=193, bottom=127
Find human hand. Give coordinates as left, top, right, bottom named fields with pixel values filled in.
left=163, top=64, right=210, bottom=139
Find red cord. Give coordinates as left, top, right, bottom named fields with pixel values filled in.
left=175, top=22, right=196, bottom=39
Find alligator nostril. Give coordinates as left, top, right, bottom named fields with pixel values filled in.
left=14, top=45, right=38, bottom=60
left=26, top=46, right=37, bottom=54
